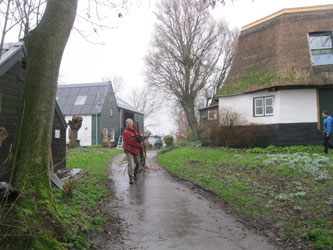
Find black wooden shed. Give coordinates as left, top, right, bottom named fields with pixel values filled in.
left=0, top=42, right=67, bottom=181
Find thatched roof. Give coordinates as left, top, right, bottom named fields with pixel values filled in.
left=220, top=4, right=333, bottom=96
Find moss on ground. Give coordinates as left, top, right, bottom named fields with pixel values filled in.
left=0, top=147, right=122, bottom=249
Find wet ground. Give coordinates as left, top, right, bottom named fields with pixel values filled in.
left=95, top=152, right=279, bottom=250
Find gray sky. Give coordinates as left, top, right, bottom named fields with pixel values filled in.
left=59, top=0, right=332, bottom=135
left=4, top=0, right=333, bottom=135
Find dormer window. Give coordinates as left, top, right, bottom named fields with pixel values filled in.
left=308, top=31, right=333, bottom=66
left=75, top=95, right=87, bottom=105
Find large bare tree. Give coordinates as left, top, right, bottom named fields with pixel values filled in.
left=201, top=28, right=238, bottom=107
left=145, top=0, right=235, bottom=140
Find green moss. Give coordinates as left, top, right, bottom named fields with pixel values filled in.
left=33, top=235, right=65, bottom=250
left=220, top=66, right=278, bottom=95
left=220, top=65, right=304, bottom=95
left=1, top=147, right=121, bottom=249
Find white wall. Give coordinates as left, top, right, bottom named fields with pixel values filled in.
left=279, top=89, right=317, bottom=123
left=219, top=88, right=317, bottom=125
left=65, top=115, right=92, bottom=146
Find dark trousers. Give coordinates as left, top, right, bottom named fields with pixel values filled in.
left=324, top=134, right=333, bottom=154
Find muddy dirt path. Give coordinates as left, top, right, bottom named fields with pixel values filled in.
left=102, top=152, right=279, bottom=250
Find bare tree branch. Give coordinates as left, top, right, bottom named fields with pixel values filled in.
left=145, top=0, right=236, bottom=140
left=128, top=84, right=163, bottom=121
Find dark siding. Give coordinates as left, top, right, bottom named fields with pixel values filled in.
left=0, top=61, right=66, bottom=180
left=319, top=88, right=333, bottom=130
left=0, top=62, right=24, bottom=180
left=51, top=107, right=66, bottom=171
left=257, top=123, right=323, bottom=147
left=91, top=114, right=101, bottom=145
left=100, top=85, right=120, bottom=146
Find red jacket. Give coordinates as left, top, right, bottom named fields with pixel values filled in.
left=122, top=127, right=142, bottom=154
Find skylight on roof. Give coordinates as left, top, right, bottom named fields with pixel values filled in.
left=308, top=32, right=333, bottom=66
left=75, top=95, right=87, bottom=105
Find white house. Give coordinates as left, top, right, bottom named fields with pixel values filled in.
left=217, top=5, right=333, bottom=146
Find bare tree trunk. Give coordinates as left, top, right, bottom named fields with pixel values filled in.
left=68, top=116, right=83, bottom=148
left=102, top=128, right=112, bottom=148
left=3, top=0, right=78, bottom=247
left=181, top=98, right=199, bottom=140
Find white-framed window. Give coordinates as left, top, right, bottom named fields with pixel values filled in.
left=74, top=95, right=87, bottom=105
left=308, top=31, right=333, bottom=66
left=109, top=128, right=115, bottom=142
left=254, top=98, right=264, bottom=117
left=254, top=96, right=274, bottom=117
left=110, top=108, right=113, bottom=117
left=265, top=96, right=274, bottom=115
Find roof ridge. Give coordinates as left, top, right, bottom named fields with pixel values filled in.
left=58, top=82, right=111, bottom=88
left=242, top=4, right=333, bottom=31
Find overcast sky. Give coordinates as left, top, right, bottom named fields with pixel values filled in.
left=4, top=0, right=333, bottom=135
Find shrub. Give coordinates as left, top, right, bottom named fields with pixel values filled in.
left=202, top=120, right=270, bottom=148
left=63, top=177, right=77, bottom=199
left=176, top=139, right=190, bottom=147
left=164, top=135, right=174, bottom=147
left=159, top=145, right=175, bottom=154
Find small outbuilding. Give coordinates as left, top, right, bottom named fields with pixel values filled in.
left=56, top=82, right=144, bottom=147
left=0, top=42, right=67, bottom=180
left=218, top=5, right=333, bottom=146
left=199, top=104, right=219, bottom=126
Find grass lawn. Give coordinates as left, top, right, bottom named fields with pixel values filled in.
left=158, top=146, right=333, bottom=250
left=53, top=146, right=122, bottom=249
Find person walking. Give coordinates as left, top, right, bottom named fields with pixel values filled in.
left=122, top=118, right=142, bottom=184
left=322, top=111, right=333, bottom=154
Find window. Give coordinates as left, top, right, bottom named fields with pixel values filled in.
left=109, top=128, right=115, bottom=142
left=208, top=110, right=217, bottom=120
left=308, top=32, right=333, bottom=66
left=254, top=98, right=264, bottom=116
left=254, top=96, right=274, bottom=117
left=74, top=95, right=87, bottom=105
left=265, top=97, right=274, bottom=115
left=110, top=108, right=113, bottom=117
